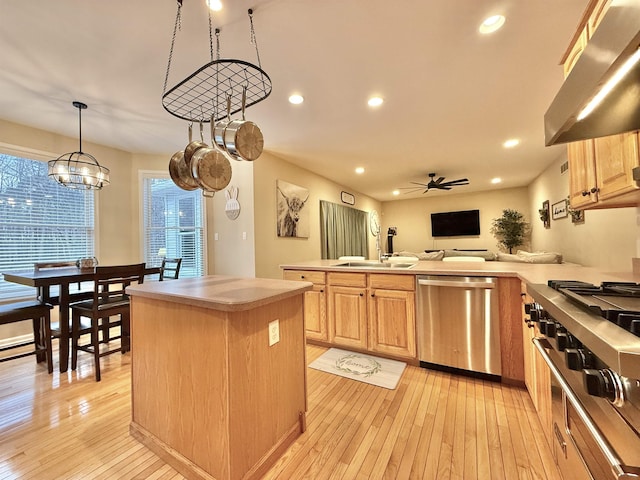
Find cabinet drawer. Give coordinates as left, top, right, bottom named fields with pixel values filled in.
left=369, top=273, right=415, bottom=291
left=283, top=270, right=326, bottom=285
left=327, top=272, right=367, bottom=287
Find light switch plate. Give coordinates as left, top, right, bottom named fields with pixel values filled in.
left=268, top=319, right=280, bottom=346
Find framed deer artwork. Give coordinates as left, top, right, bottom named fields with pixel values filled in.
left=276, top=180, right=310, bottom=238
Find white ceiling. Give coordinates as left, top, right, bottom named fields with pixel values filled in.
left=0, top=0, right=587, bottom=201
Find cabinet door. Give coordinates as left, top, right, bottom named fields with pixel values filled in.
left=303, top=285, right=327, bottom=342
left=568, top=140, right=598, bottom=208
left=368, top=288, right=416, bottom=358
left=595, top=132, right=640, bottom=200
left=327, top=286, right=367, bottom=350
left=533, top=343, right=552, bottom=442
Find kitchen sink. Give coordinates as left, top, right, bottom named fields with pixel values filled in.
left=334, top=261, right=416, bottom=269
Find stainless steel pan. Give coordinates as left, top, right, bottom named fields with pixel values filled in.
left=169, top=126, right=199, bottom=191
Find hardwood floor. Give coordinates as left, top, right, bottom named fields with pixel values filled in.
left=0, top=343, right=560, bottom=480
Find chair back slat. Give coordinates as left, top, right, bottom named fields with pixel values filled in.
left=160, top=258, right=182, bottom=281
left=92, top=264, right=145, bottom=310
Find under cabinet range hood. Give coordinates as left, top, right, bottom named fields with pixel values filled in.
left=544, top=0, right=640, bottom=146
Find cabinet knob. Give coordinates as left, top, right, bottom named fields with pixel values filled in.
left=359, top=293, right=364, bottom=297
left=581, top=190, right=589, bottom=196
left=300, top=275, right=305, bottom=279
left=371, top=293, right=375, bottom=297
left=590, top=187, right=599, bottom=194
left=320, top=289, right=324, bottom=293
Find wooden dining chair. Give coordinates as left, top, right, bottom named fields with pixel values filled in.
left=70, top=263, right=145, bottom=381
left=159, top=257, right=182, bottom=281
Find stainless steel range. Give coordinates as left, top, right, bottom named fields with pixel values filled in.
left=526, top=281, right=640, bottom=480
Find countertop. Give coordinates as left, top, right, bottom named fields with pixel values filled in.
left=126, top=275, right=313, bottom=312
left=279, top=259, right=640, bottom=285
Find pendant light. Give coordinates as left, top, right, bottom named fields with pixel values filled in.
left=48, top=101, right=110, bottom=190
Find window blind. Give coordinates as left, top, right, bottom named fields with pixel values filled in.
left=142, top=175, right=205, bottom=278
left=0, top=154, right=95, bottom=300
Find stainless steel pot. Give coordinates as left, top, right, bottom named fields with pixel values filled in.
left=213, top=95, right=233, bottom=152
left=190, top=119, right=232, bottom=196
left=223, top=87, right=264, bottom=161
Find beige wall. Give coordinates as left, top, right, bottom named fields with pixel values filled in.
left=380, top=187, right=531, bottom=254
left=528, top=152, right=638, bottom=271
left=253, top=152, right=382, bottom=279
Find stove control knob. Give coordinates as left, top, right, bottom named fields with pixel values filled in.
left=543, top=320, right=556, bottom=338
left=583, top=369, right=625, bottom=406
left=556, top=330, right=568, bottom=351
left=566, top=348, right=592, bottom=371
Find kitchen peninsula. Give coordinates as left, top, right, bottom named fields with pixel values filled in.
left=282, top=259, right=640, bottom=384
left=125, top=275, right=312, bottom=480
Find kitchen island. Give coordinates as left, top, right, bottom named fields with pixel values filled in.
left=126, top=275, right=312, bottom=480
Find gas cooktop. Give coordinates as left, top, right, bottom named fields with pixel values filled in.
left=548, top=280, right=640, bottom=337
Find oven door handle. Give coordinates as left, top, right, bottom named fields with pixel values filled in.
left=533, top=337, right=640, bottom=479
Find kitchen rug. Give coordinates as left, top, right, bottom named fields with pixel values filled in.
left=309, top=348, right=406, bottom=390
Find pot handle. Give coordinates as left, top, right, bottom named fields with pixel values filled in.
left=199, top=122, right=204, bottom=142
left=226, top=95, right=232, bottom=122
left=241, top=85, right=247, bottom=120
left=188, top=123, right=193, bottom=142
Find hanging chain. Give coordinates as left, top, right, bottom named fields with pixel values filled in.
left=208, top=6, right=214, bottom=62
left=248, top=9, right=262, bottom=69
left=215, top=27, right=221, bottom=60
left=162, top=0, right=183, bottom=95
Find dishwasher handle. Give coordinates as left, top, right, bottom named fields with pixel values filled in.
left=418, top=278, right=496, bottom=289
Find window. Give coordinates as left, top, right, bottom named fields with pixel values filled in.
left=141, top=174, right=206, bottom=278
left=320, top=200, right=368, bottom=259
left=0, top=153, right=95, bottom=300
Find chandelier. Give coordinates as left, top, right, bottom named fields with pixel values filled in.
left=48, top=101, right=110, bottom=190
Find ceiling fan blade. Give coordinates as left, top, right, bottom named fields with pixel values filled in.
left=408, top=181, right=429, bottom=187
left=435, top=177, right=445, bottom=184
left=400, top=187, right=425, bottom=194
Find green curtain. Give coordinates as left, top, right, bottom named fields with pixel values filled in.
left=320, top=200, right=368, bottom=259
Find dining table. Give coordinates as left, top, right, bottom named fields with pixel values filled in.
left=2, top=265, right=161, bottom=373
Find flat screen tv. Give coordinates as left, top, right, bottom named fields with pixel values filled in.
left=430, top=209, right=480, bottom=237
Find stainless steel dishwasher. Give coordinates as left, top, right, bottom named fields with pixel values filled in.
left=416, top=275, right=501, bottom=377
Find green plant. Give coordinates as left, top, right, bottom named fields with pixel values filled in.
left=490, top=209, right=530, bottom=253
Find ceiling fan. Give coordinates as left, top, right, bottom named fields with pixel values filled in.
left=401, top=172, right=469, bottom=194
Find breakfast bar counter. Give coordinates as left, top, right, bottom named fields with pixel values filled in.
left=126, top=275, right=312, bottom=480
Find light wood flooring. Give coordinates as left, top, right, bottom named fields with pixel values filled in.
left=0, top=343, right=561, bottom=480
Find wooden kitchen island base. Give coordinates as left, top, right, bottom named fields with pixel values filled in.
left=126, top=276, right=312, bottom=480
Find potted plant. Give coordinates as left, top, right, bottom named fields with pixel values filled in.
left=490, top=209, right=530, bottom=253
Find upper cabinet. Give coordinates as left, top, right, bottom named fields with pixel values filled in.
left=563, top=0, right=640, bottom=210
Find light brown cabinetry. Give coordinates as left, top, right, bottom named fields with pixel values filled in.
left=521, top=284, right=552, bottom=442
left=325, top=271, right=417, bottom=360
left=368, top=274, right=416, bottom=358
left=564, top=0, right=640, bottom=210
left=283, top=270, right=327, bottom=341
left=327, top=272, right=368, bottom=350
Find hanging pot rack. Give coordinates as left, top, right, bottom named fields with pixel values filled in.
left=161, top=1, right=272, bottom=124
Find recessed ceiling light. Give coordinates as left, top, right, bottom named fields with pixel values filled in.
left=503, top=138, right=520, bottom=148
left=491, top=177, right=502, bottom=184
left=392, top=190, right=400, bottom=196
left=479, top=15, right=505, bottom=34
left=206, top=0, right=223, bottom=11
left=367, top=96, right=383, bottom=107
left=355, top=167, right=365, bottom=174
left=288, top=94, right=304, bottom=105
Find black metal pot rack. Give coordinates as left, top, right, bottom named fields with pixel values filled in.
left=162, top=2, right=271, bottom=123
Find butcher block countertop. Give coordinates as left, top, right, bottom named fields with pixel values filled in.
left=279, top=259, right=640, bottom=285
left=126, top=275, right=313, bottom=312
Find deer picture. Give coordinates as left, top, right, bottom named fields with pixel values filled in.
left=277, top=184, right=309, bottom=237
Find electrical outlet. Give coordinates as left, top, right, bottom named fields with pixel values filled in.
left=242, top=231, right=247, bottom=240
left=268, top=319, right=280, bottom=346
left=214, top=232, right=219, bottom=241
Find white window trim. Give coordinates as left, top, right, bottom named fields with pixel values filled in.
left=138, top=169, right=208, bottom=274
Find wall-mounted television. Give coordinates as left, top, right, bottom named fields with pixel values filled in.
left=430, top=209, right=480, bottom=237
